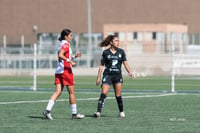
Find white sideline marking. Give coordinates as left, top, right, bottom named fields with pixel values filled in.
left=0, top=93, right=176, bottom=105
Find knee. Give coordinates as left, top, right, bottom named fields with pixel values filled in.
left=115, top=91, right=122, bottom=97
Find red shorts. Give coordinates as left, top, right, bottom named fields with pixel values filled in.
left=54, top=68, right=74, bottom=85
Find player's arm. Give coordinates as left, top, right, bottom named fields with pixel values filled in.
left=123, top=61, right=133, bottom=78
left=59, top=49, right=76, bottom=66
left=96, top=64, right=104, bottom=86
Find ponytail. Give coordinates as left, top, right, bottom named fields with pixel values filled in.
left=99, top=35, right=118, bottom=47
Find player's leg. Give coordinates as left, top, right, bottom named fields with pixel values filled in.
left=114, top=83, right=125, bottom=117
left=94, top=84, right=110, bottom=118
left=43, top=84, right=63, bottom=120
left=67, top=85, right=84, bottom=119
left=113, top=75, right=125, bottom=118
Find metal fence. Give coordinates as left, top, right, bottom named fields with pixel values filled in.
left=0, top=33, right=200, bottom=92
left=0, top=32, right=200, bottom=76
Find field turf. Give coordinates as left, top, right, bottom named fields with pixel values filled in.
left=0, top=75, right=199, bottom=91
left=0, top=76, right=200, bottom=133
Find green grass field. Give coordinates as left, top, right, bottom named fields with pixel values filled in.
left=0, top=75, right=200, bottom=91
left=0, top=76, right=200, bottom=133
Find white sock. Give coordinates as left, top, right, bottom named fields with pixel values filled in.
left=46, top=100, right=55, bottom=111
left=71, top=104, right=77, bottom=114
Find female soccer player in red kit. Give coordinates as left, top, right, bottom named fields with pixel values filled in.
left=94, top=35, right=133, bottom=118
left=43, top=29, right=84, bottom=120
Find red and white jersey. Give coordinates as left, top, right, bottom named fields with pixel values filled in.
left=55, top=40, right=73, bottom=74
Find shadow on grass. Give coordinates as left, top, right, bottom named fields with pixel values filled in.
left=85, top=114, right=107, bottom=118
left=28, top=114, right=107, bottom=120
left=28, top=115, right=46, bottom=120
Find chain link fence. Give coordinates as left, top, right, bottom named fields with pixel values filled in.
left=0, top=32, right=200, bottom=92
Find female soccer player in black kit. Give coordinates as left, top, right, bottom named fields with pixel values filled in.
left=94, top=35, right=133, bottom=118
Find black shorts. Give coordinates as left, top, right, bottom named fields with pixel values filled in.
left=102, top=74, right=123, bottom=86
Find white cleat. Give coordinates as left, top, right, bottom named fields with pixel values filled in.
left=93, top=112, right=101, bottom=118
left=43, top=110, right=54, bottom=120
left=119, top=112, right=125, bottom=118
left=72, top=113, right=85, bottom=119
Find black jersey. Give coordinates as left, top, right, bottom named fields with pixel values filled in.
left=101, top=48, right=127, bottom=75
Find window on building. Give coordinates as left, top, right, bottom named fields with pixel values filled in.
left=152, top=32, right=157, bottom=40
left=114, top=32, right=119, bottom=37
left=127, top=32, right=139, bottom=41
left=133, top=32, right=138, bottom=40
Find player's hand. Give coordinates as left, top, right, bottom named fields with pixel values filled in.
left=70, top=61, right=76, bottom=67
left=96, top=79, right=100, bottom=86
left=129, top=72, right=133, bottom=78
left=75, top=51, right=81, bottom=58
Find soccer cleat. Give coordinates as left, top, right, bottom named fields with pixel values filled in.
left=72, top=113, right=85, bottom=119
left=43, top=110, right=53, bottom=120
left=93, top=112, right=101, bottom=118
left=119, top=112, right=125, bottom=118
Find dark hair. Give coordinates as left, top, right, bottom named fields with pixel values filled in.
left=99, top=35, right=118, bottom=47
left=58, top=29, right=72, bottom=41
